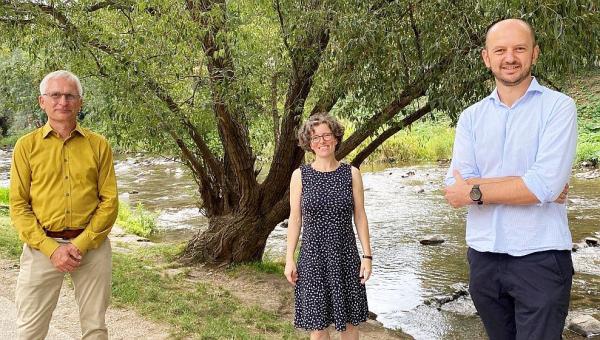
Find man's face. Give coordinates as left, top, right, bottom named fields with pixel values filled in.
left=482, top=21, right=540, bottom=87
left=38, top=77, right=82, bottom=125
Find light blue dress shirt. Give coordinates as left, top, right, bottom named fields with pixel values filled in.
left=445, top=77, right=578, bottom=256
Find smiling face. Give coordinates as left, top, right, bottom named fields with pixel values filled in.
left=309, top=123, right=338, bottom=158
left=482, top=19, right=539, bottom=87
left=38, top=77, right=82, bottom=126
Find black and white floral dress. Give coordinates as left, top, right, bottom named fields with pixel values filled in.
left=294, top=163, right=368, bottom=331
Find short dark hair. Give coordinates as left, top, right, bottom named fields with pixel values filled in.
left=297, top=114, right=345, bottom=153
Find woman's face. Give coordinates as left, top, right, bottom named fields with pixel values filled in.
left=310, top=123, right=337, bottom=157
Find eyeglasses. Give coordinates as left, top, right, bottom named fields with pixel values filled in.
left=310, top=133, right=334, bottom=143
left=43, top=92, right=81, bottom=102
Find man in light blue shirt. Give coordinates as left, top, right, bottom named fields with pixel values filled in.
left=444, top=19, right=577, bottom=340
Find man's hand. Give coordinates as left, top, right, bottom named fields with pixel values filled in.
left=50, top=243, right=82, bottom=272
left=554, top=183, right=569, bottom=204
left=444, top=170, right=473, bottom=208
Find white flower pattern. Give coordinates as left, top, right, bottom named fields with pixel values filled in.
left=294, top=163, right=368, bottom=331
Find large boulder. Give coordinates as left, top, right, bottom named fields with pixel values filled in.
left=568, top=315, right=600, bottom=337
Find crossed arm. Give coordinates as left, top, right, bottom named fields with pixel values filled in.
left=444, top=172, right=568, bottom=208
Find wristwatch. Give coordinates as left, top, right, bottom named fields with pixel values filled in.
left=470, top=184, right=483, bottom=205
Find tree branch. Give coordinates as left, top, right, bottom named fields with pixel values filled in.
left=186, top=0, right=259, bottom=207
left=337, top=53, right=454, bottom=159
left=351, top=102, right=432, bottom=168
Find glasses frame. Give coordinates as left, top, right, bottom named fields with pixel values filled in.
left=310, top=133, right=335, bottom=144
left=43, top=92, right=82, bottom=102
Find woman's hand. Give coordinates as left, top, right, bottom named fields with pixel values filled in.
left=360, top=258, right=372, bottom=284
left=284, top=261, right=298, bottom=286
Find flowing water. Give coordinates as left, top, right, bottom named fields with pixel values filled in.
left=1, top=150, right=598, bottom=339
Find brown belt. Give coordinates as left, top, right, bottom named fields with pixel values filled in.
left=45, top=229, right=84, bottom=240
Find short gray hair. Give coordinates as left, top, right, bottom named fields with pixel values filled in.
left=39, top=70, right=83, bottom=96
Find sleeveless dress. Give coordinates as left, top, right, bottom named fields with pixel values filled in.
left=294, top=163, right=369, bottom=331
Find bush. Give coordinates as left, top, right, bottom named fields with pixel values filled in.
left=117, top=202, right=158, bottom=237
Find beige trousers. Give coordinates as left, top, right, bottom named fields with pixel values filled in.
left=15, top=238, right=112, bottom=340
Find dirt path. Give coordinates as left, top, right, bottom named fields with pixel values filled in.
left=0, top=257, right=170, bottom=340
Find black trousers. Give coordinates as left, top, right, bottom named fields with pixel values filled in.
left=467, top=248, right=573, bottom=340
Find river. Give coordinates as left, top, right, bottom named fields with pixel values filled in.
left=1, top=150, right=598, bottom=339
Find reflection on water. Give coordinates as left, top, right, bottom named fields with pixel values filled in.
left=1, top=150, right=598, bottom=339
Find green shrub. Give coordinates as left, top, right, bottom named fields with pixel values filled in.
left=0, top=187, right=8, bottom=205
left=117, top=202, right=158, bottom=237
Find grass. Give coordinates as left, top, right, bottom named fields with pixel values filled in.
left=0, top=187, right=8, bottom=205
left=0, top=216, right=21, bottom=259
left=111, top=244, right=301, bottom=339
left=116, top=202, right=158, bottom=237
left=343, top=118, right=455, bottom=165
left=567, top=72, right=600, bottom=164
left=229, top=259, right=285, bottom=276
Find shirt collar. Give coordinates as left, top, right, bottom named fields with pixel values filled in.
left=42, top=121, right=86, bottom=138
left=487, top=77, right=544, bottom=105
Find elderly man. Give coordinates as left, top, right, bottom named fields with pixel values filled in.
left=10, top=70, right=118, bottom=339
left=444, top=19, right=577, bottom=340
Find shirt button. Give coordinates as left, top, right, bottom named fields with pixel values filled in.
left=66, top=210, right=70, bottom=214
left=65, top=193, right=70, bottom=196
left=64, top=159, right=67, bottom=162
left=64, top=176, right=69, bottom=180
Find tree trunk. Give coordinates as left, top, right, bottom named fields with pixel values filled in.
left=180, top=207, right=285, bottom=265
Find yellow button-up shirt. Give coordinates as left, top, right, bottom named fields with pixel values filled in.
left=10, top=122, right=118, bottom=257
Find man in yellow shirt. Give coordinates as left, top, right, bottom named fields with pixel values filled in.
left=9, top=70, right=118, bottom=340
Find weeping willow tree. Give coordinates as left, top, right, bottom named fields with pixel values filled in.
left=0, top=0, right=597, bottom=265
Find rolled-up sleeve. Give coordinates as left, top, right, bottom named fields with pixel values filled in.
left=522, top=97, right=577, bottom=203
left=445, top=109, right=480, bottom=186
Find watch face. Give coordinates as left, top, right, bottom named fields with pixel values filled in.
left=470, top=187, right=482, bottom=201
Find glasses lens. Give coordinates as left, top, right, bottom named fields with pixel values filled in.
left=322, top=133, right=333, bottom=141
left=47, top=93, right=79, bottom=102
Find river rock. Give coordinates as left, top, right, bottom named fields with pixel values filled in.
left=129, top=190, right=139, bottom=194
left=414, top=186, right=425, bottom=193
left=568, top=315, right=600, bottom=337
left=450, top=283, right=469, bottom=295
left=585, top=237, right=599, bottom=247
left=581, top=161, right=594, bottom=168
left=420, top=235, right=445, bottom=245
left=440, top=295, right=478, bottom=316
left=401, top=171, right=416, bottom=178
left=576, top=170, right=600, bottom=180
left=367, top=311, right=378, bottom=320
left=424, top=282, right=470, bottom=310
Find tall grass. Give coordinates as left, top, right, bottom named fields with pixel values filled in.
left=0, top=187, right=8, bottom=205
left=344, top=118, right=455, bottom=165
left=0, top=216, right=21, bottom=258
left=571, top=80, right=600, bottom=164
